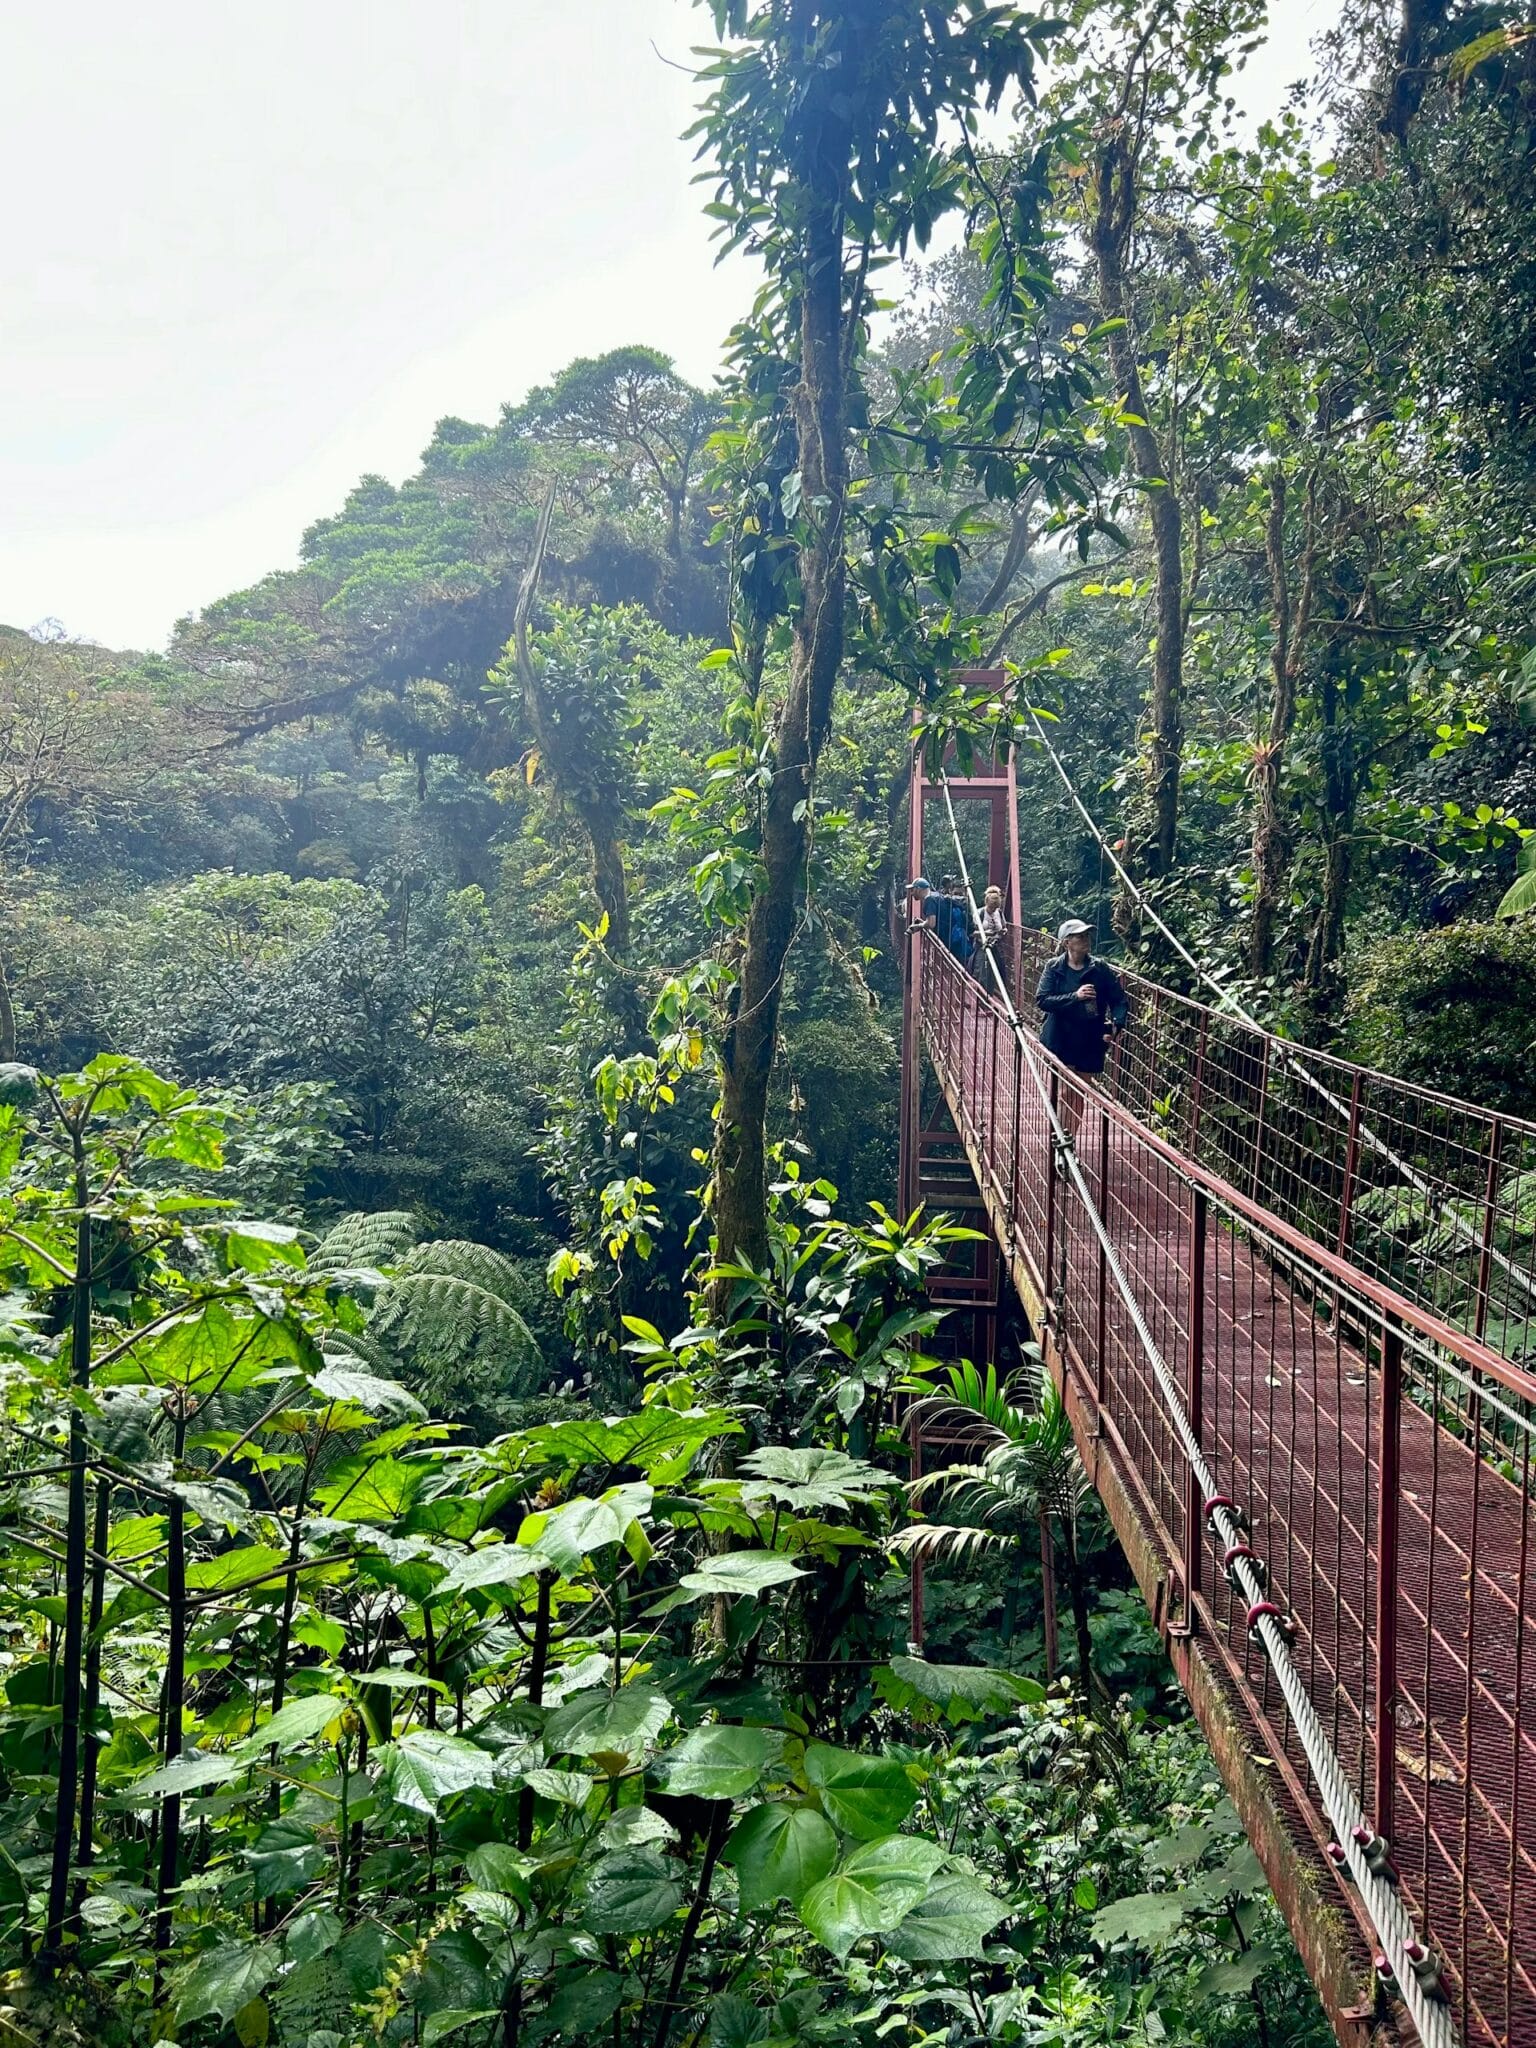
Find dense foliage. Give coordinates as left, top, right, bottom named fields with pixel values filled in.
left=2, top=0, right=1533, bottom=2039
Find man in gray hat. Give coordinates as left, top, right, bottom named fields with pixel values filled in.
left=1034, top=918, right=1129, bottom=1130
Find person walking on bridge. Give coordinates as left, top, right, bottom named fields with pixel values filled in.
left=1035, top=918, right=1128, bottom=1133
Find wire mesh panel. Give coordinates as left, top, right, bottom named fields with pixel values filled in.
left=917, top=933, right=1536, bottom=2048
left=1012, top=928, right=1536, bottom=1368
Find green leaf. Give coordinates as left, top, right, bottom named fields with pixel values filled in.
left=580, top=1846, right=685, bottom=1935
left=885, top=1869, right=1009, bottom=1960
left=803, top=1743, right=918, bottom=1839
left=242, top=1692, right=344, bottom=1756
left=883, top=1656, right=1043, bottom=1715
left=545, top=1971, right=624, bottom=2035
left=225, top=1219, right=307, bottom=1273
left=1195, top=1948, right=1279, bottom=2000
left=438, top=1541, right=549, bottom=1597
left=708, top=1994, right=774, bottom=2048
left=544, top=1685, right=672, bottom=1767
left=659, top=1724, right=770, bottom=1801
left=379, top=1732, right=495, bottom=1816
left=726, top=1802, right=838, bottom=1910
left=676, top=1551, right=806, bottom=1601
left=423, top=2014, right=502, bottom=2047
left=798, top=1836, right=945, bottom=1958
left=185, top=1544, right=289, bottom=1594
left=246, top=1818, right=325, bottom=1901
left=176, top=1942, right=278, bottom=2025
left=1091, top=1889, right=1190, bottom=1946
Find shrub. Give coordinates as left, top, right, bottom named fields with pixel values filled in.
left=1344, top=919, right=1536, bottom=1114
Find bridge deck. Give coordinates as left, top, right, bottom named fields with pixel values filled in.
left=917, top=935, right=1536, bottom=2048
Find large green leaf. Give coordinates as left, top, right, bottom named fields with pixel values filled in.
left=516, top=1407, right=740, bottom=1483
left=887, top=1655, right=1042, bottom=1709
left=99, top=1303, right=307, bottom=1395
left=1091, top=1889, right=1190, bottom=1946
left=725, top=1801, right=838, bottom=1910
left=658, top=1724, right=770, bottom=1801
left=804, top=1743, right=918, bottom=1839
left=379, top=1732, right=495, bottom=1815
left=246, top=1818, right=325, bottom=1901
left=245, top=1692, right=346, bottom=1755
left=798, top=1836, right=945, bottom=1958
left=177, top=1942, right=279, bottom=2025
left=186, top=1544, right=289, bottom=1594
left=520, top=1483, right=653, bottom=1574
left=737, top=1446, right=895, bottom=1510
left=884, top=1869, right=1010, bottom=1959
left=676, top=1552, right=806, bottom=1601
left=544, top=1685, right=672, bottom=1768
left=438, top=1542, right=549, bottom=1598
left=545, top=1970, right=624, bottom=2034
left=579, top=1846, right=685, bottom=1935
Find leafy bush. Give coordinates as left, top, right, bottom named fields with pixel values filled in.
left=1344, top=918, right=1536, bottom=1114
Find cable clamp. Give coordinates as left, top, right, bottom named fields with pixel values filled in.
left=1402, top=1940, right=1447, bottom=2001
left=1244, top=1599, right=1297, bottom=1646
left=1349, top=1824, right=1398, bottom=1885
left=1221, top=1542, right=1267, bottom=1590
left=1202, top=1494, right=1249, bottom=1534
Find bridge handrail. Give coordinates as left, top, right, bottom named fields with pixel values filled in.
left=922, top=929, right=1536, bottom=1411
left=1002, top=924, right=1536, bottom=1366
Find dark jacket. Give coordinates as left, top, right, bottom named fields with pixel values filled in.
left=1034, top=953, right=1129, bottom=1075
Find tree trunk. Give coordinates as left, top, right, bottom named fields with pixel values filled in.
left=1089, top=136, right=1184, bottom=877
left=1305, top=663, right=1354, bottom=994
left=0, top=947, right=15, bottom=1062
left=712, top=165, right=848, bottom=1279
left=1249, top=470, right=1316, bottom=980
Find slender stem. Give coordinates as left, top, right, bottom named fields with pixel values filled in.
left=516, top=1579, right=553, bottom=1854
left=68, top=1476, right=112, bottom=1935
left=152, top=1408, right=188, bottom=1985
left=650, top=1802, right=731, bottom=2048
left=41, top=1135, right=92, bottom=1968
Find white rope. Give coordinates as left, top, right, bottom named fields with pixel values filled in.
left=933, top=770, right=1457, bottom=2048
left=1014, top=694, right=1536, bottom=1323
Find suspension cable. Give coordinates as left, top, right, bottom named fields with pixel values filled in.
left=1013, top=695, right=1536, bottom=1318
left=934, top=770, right=1456, bottom=2048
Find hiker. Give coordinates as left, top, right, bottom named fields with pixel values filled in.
left=1035, top=917, right=1128, bottom=1132
left=974, top=884, right=1009, bottom=985
left=906, top=876, right=937, bottom=933
left=939, top=876, right=972, bottom=965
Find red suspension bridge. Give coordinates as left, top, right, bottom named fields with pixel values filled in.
left=899, top=742, right=1536, bottom=2048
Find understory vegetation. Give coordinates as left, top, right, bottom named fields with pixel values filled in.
left=2, top=0, right=1533, bottom=2040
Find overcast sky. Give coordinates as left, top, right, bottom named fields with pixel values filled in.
left=2, top=0, right=1335, bottom=653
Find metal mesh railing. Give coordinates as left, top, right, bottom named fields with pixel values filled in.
left=920, top=932, right=1536, bottom=2048
left=1009, top=929, right=1536, bottom=1371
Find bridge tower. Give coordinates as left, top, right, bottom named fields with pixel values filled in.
left=897, top=679, right=1023, bottom=1369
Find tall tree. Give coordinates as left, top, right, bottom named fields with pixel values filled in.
left=691, top=0, right=1057, bottom=1276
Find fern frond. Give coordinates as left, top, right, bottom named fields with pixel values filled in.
left=372, top=1240, right=542, bottom=1402
left=888, top=1521, right=1010, bottom=1562
left=311, top=1209, right=419, bottom=1272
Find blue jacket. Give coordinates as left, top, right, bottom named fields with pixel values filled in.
left=1034, top=953, right=1129, bottom=1075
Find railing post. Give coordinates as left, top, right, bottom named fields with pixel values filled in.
left=1335, top=1072, right=1364, bottom=1258
left=1474, top=1117, right=1506, bottom=1343
left=1187, top=1011, right=1208, bottom=1161
left=1249, top=1036, right=1271, bottom=1201
left=1182, top=1185, right=1208, bottom=1629
left=1007, top=1036, right=1023, bottom=1262
left=1095, top=1105, right=1110, bottom=1421
left=1148, top=984, right=1164, bottom=1117
left=1043, top=1072, right=1060, bottom=1326
left=1374, top=1315, right=1402, bottom=1841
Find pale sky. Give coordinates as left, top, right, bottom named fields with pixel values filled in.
left=2, top=0, right=1336, bottom=653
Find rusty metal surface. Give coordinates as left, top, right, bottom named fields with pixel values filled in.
left=916, top=934, right=1536, bottom=2048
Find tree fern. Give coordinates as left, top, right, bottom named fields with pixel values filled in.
left=310, top=1209, right=419, bottom=1273
left=372, top=1240, right=542, bottom=1407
